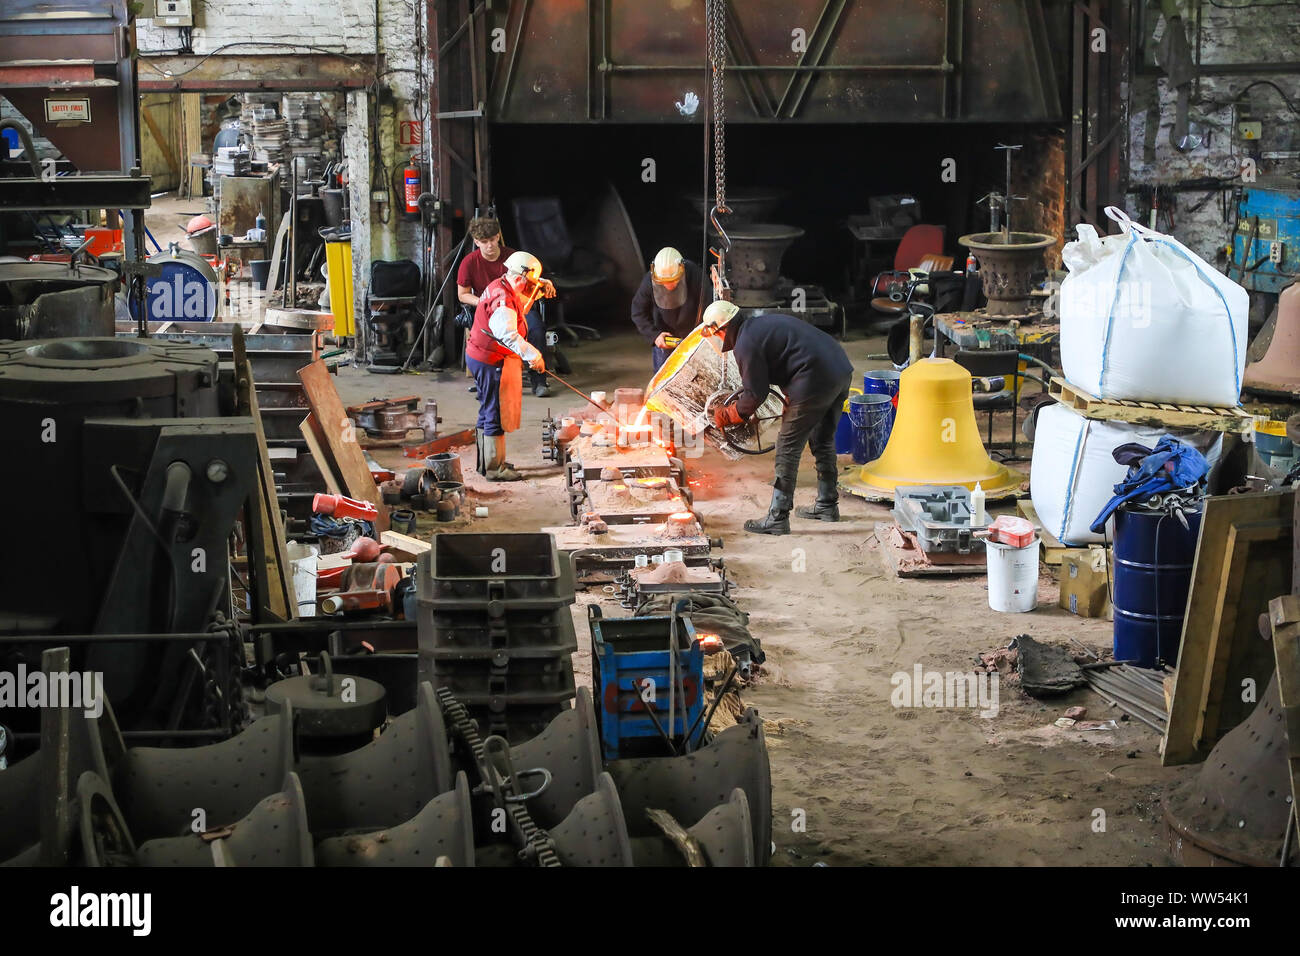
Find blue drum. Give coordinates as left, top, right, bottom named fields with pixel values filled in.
left=1112, top=503, right=1202, bottom=668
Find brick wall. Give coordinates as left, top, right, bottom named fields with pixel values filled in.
left=1127, top=2, right=1300, bottom=263
left=136, top=0, right=378, bottom=54
left=1016, top=128, right=1068, bottom=270
left=137, top=0, right=426, bottom=268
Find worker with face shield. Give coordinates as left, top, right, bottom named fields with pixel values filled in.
left=465, top=251, right=555, bottom=480
left=701, top=300, right=854, bottom=534
left=631, top=247, right=706, bottom=372
left=457, top=216, right=553, bottom=397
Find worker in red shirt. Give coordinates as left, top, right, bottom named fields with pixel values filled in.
left=457, top=216, right=552, bottom=396
left=466, top=251, right=553, bottom=481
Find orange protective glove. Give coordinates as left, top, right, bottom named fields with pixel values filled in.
left=712, top=403, right=744, bottom=429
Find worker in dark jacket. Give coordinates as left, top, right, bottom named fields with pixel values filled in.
left=631, top=247, right=706, bottom=372
left=704, top=301, right=854, bottom=535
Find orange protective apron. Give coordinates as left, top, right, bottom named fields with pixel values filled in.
left=499, top=354, right=523, bottom=433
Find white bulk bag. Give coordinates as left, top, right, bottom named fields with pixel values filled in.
left=1059, top=206, right=1248, bottom=407
left=1030, top=402, right=1223, bottom=546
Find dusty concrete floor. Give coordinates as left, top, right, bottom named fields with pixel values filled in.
left=330, top=321, right=1188, bottom=869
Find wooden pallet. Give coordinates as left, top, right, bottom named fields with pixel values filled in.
left=1048, top=379, right=1254, bottom=434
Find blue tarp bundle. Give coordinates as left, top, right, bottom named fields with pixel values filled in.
left=1090, top=435, right=1209, bottom=533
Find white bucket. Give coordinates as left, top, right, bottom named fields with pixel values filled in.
left=985, top=538, right=1039, bottom=612
left=286, top=541, right=319, bottom=617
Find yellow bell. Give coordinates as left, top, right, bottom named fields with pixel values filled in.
left=843, top=358, right=1026, bottom=501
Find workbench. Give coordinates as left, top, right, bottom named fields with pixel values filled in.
left=933, top=310, right=1060, bottom=353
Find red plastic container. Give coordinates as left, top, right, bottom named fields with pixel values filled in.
left=988, top=515, right=1036, bottom=549
left=313, top=493, right=378, bottom=522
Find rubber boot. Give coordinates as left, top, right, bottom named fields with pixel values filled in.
left=744, top=489, right=792, bottom=535
left=487, top=435, right=522, bottom=482
left=795, top=474, right=841, bottom=521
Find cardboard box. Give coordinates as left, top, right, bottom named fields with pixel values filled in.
left=1058, top=548, right=1112, bottom=618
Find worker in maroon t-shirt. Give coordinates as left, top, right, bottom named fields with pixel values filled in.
left=457, top=216, right=552, bottom=397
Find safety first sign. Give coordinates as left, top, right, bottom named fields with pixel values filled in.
left=44, top=98, right=91, bottom=123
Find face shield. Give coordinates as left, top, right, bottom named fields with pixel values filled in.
left=652, top=269, right=687, bottom=310
left=504, top=251, right=546, bottom=312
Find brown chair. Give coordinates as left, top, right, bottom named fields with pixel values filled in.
left=871, top=253, right=955, bottom=316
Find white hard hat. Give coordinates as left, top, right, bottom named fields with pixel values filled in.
left=504, top=250, right=543, bottom=281
left=701, top=299, right=740, bottom=335
left=651, top=247, right=684, bottom=284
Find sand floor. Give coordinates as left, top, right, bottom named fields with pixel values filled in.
left=331, top=323, right=1188, bottom=868
left=142, top=189, right=1187, bottom=866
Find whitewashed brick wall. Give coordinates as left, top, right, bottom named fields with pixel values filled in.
left=137, top=0, right=379, bottom=54
left=1127, top=4, right=1300, bottom=262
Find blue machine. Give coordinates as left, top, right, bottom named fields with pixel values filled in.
left=588, top=606, right=705, bottom=760
left=1112, top=502, right=1202, bottom=669
left=1228, top=185, right=1300, bottom=295
left=145, top=247, right=219, bottom=322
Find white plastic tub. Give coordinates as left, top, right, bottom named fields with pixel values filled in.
left=986, top=538, right=1039, bottom=613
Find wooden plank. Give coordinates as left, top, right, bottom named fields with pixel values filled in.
left=380, top=530, right=431, bottom=561
left=299, top=412, right=343, bottom=495
left=266, top=211, right=291, bottom=294
left=317, top=551, right=353, bottom=572
left=140, top=100, right=179, bottom=176
left=233, top=325, right=296, bottom=622
left=1268, top=594, right=1300, bottom=836
left=298, top=360, right=389, bottom=532
left=181, top=93, right=202, bottom=198
left=1163, top=489, right=1293, bottom=765
left=1196, top=520, right=1287, bottom=745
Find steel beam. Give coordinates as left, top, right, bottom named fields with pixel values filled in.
left=0, top=173, right=152, bottom=211
left=137, top=53, right=374, bottom=92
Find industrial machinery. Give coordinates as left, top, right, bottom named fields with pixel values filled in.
left=0, top=1, right=151, bottom=264
left=0, top=259, right=119, bottom=339
left=0, top=337, right=260, bottom=736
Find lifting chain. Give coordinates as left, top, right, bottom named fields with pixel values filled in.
left=434, top=686, right=563, bottom=867
left=706, top=0, right=728, bottom=215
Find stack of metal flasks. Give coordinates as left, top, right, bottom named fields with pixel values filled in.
left=416, top=533, right=578, bottom=743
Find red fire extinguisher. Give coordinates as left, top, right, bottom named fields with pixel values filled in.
left=402, top=158, right=422, bottom=221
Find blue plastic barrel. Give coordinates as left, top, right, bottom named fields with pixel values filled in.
left=1112, top=503, right=1202, bottom=668
left=848, top=393, right=893, bottom=464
